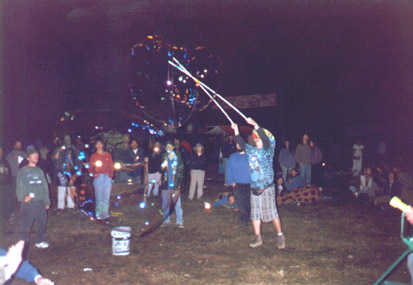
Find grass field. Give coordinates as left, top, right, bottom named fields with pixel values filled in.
left=3, top=171, right=412, bottom=284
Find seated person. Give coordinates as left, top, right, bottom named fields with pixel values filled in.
left=383, top=172, right=402, bottom=197
left=212, top=192, right=238, bottom=210
left=285, top=169, right=306, bottom=191
left=276, top=176, right=287, bottom=195
left=349, top=166, right=381, bottom=198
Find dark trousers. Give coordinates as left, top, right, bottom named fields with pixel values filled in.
left=20, top=200, right=47, bottom=243
left=311, top=163, right=324, bottom=187
left=234, top=183, right=251, bottom=226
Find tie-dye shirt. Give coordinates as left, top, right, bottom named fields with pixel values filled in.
left=236, top=128, right=276, bottom=190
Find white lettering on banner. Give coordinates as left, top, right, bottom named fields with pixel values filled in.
left=211, top=93, right=277, bottom=110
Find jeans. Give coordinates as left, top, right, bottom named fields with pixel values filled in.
left=20, top=200, right=47, bottom=243
left=162, top=189, right=183, bottom=225
left=281, top=165, right=293, bottom=182
left=300, top=164, right=311, bottom=184
left=93, top=174, right=112, bottom=219
left=233, top=183, right=251, bottom=226
left=189, top=169, right=205, bottom=200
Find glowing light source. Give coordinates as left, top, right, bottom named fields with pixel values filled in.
left=145, top=221, right=150, bottom=225
left=95, top=160, right=102, bottom=167
left=114, top=162, right=122, bottom=170
left=204, top=202, right=211, bottom=210
left=139, top=202, right=146, bottom=209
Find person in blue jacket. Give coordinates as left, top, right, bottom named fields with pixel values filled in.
left=226, top=142, right=251, bottom=227
left=212, top=193, right=238, bottom=210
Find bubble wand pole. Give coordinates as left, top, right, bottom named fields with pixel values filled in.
left=169, top=58, right=248, bottom=120
left=168, top=60, right=234, bottom=125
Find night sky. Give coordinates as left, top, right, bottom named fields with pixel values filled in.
left=1, top=0, right=413, bottom=147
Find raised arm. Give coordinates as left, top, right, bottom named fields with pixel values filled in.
left=232, top=123, right=246, bottom=150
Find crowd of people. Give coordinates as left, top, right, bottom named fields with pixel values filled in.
left=2, top=120, right=413, bottom=283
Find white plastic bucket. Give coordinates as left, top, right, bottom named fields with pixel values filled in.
left=111, top=226, right=131, bottom=256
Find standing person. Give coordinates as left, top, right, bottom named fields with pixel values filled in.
left=226, top=143, right=251, bottom=228
left=160, top=141, right=185, bottom=228
left=147, top=142, right=163, bottom=198
left=188, top=143, right=208, bottom=200
left=174, top=137, right=191, bottom=191
left=233, top=118, right=285, bottom=249
left=278, top=140, right=295, bottom=182
left=6, top=141, right=26, bottom=219
left=16, top=149, right=50, bottom=249
left=295, top=134, right=312, bottom=184
left=129, top=139, right=145, bottom=184
left=0, top=147, right=12, bottom=222
left=221, top=135, right=237, bottom=186
left=88, top=140, right=115, bottom=224
left=310, top=140, right=324, bottom=190
left=113, top=134, right=131, bottom=183
left=352, top=139, right=364, bottom=177
left=52, top=135, right=80, bottom=212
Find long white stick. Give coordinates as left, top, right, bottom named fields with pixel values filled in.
left=170, top=58, right=248, bottom=120
left=168, top=61, right=234, bottom=124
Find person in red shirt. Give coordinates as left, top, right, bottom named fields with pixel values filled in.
left=88, top=140, right=114, bottom=223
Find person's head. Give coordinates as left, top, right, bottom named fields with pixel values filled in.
left=95, top=140, right=105, bottom=152
left=228, top=135, right=234, bottom=143
left=14, top=141, right=22, bottom=150
left=309, top=140, right=315, bottom=148
left=251, top=131, right=263, bottom=149
left=123, top=134, right=130, bottom=144
left=376, top=166, right=384, bottom=176
left=284, top=140, right=290, bottom=149
left=388, top=172, right=395, bottom=182
left=194, top=143, right=204, bottom=154
left=26, top=149, right=39, bottom=166
left=290, top=168, right=298, bottom=178
left=364, top=167, right=372, bottom=176
left=130, top=139, right=139, bottom=150
left=174, top=138, right=180, bottom=148
left=302, top=134, right=309, bottom=145
left=277, top=177, right=284, bottom=185
left=165, top=141, right=174, bottom=153
left=228, top=194, right=235, bottom=205
left=153, top=142, right=161, bottom=153
left=392, top=166, right=401, bottom=174
left=63, top=135, right=72, bottom=146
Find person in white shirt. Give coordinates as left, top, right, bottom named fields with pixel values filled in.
left=352, top=140, right=364, bottom=177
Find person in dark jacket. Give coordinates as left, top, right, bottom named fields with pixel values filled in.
left=128, top=139, right=145, bottom=184
left=161, top=141, right=185, bottom=228
left=147, top=142, right=163, bottom=197
left=188, top=143, right=208, bottom=200
left=383, top=172, right=402, bottom=197
left=310, top=140, right=324, bottom=190
left=278, top=140, right=295, bottom=182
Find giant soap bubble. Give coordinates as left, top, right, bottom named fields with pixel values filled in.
left=127, top=35, right=223, bottom=128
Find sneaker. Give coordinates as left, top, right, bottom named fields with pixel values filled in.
left=249, top=235, right=262, bottom=248
left=277, top=234, right=285, bottom=249
left=35, top=242, right=49, bottom=249
left=178, top=223, right=184, bottom=229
